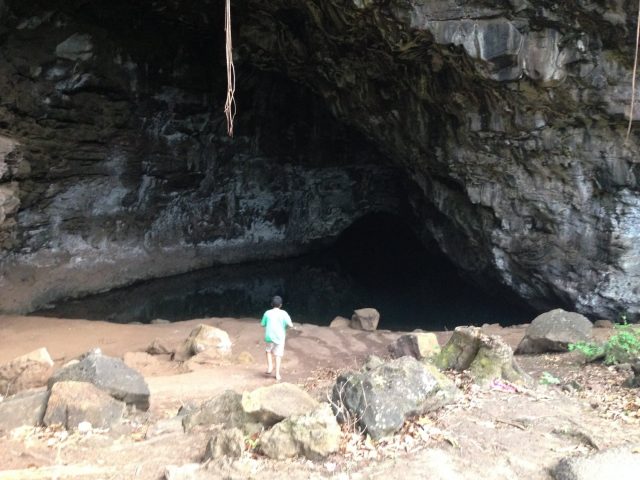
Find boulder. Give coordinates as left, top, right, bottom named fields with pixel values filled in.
left=350, top=308, right=380, bottom=331
left=182, top=390, right=260, bottom=435
left=204, top=428, right=245, bottom=460
left=0, top=347, right=54, bottom=396
left=174, top=324, right=232, bottom=361
left=260, top=403, right=340, bottom=460
left=0, top=388, right=50, bottom=431
left=47, top=351, right=150, bottom=410
left=388, top=333, right=440, bottom=360
left=44, top=381, right=125, bottom=430
left=241, top=382, right=319, bottom=428
left=329, top=316, right=351, bottom=328
left=331, top=356, right=459, bottom=440
left=594, top=319, right=614, bottom=329
left=436, top=326, right=532, bottom=387
left=552, top=448, right=640, bottom=480
left=516, top=309, right=593, bottom=354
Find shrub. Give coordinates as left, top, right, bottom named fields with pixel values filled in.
left=569, top=323, right=640, bottom=365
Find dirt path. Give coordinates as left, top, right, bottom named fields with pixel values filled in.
left=0, top=315, right=638, bottom=480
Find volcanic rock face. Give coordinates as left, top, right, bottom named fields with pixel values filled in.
left=0, top=1, right=406, bottom=312
left=1, top=0, right=640, bottom=319
left=237, top=0, right=640, bottom=319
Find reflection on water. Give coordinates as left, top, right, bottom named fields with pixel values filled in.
left=34, top=249, right=539, bottom=331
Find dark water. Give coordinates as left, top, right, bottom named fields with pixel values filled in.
left=34, top=214, right=540, bottom=331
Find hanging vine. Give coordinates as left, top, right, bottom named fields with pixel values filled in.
left=626, top=0, right=640, bottom=143
left=224, top=0, right=236, bottom=137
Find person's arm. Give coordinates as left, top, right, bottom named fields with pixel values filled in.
left=261, top=312, right=268, bottom=327
left=284, top=311, right=293, bottom=329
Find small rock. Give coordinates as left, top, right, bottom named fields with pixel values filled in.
left=0, top=347, right=54, bottom=396
left=147, top=338, right=180, bottom=356
left=55, top=33, right=93, bottom=61
left=594, top=319, right=614, bottom=328
left=388, top=333, right=440, bottom=360
left=329, top=316, right=351, bottom=329
left=174, top=324, right=232, bottom=361
left=151, top=319, right=171, bottom=324
left=77, top=421, right=92, bottom=433
left=241, top=382, right=319, bottom=428
left=235, top=352, right=254, bottom=365
left=0, top=388, right=50, bottom=432
left=363, top=355, right=384, bottom=371
left=350, top=308, right=380, bottom=331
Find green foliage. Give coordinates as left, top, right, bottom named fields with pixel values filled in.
left=539, top=371, right=561, bottom=385
left=569, top=323, right=640, bottom=365
left=568, top=341, right=604, bottom=361
left=244, top=433, right=260, bottom=451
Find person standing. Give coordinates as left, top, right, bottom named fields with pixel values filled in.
left=261, top=295, right=293, bottom=381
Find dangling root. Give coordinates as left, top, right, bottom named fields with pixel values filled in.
left=224, top=0, right=236, bottom=137
left=625, top=0, right=640, bottom=143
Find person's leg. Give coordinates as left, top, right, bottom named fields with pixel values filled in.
left=266, top=351, right=273, bottom=374
left=273, top=342, right=284, bottom=380
left=274, top=355, right=282, bottom=381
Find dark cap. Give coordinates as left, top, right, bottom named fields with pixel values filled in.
left=271, top=295, right=283, bottom=307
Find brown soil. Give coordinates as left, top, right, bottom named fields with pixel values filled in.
left=0, top=315, right=638, bottom=480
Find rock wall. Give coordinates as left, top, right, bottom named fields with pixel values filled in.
left=0, top=2, right=407, bottom=312
left=2, top=0, right=640, bottom=320
left=237, top=0, right=640, bottom=320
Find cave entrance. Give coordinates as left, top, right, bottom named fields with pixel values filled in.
left=35, top=212, right=539, bottom=330
left=326, top=212, right=539, bottom=330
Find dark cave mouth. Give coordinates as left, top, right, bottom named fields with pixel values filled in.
left=35, top=213, right=540, bottom=330
left=5, top=1, right=541, bottom=324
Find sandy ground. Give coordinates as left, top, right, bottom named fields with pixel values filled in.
left=0, top=315, right=638, bottom=480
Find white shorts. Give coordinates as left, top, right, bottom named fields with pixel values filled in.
left=265, top=342, right=285, bottom=357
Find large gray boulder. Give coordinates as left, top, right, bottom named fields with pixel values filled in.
left=241, top=382, right=318, bottom=428
left=0, top=348, right=54, bottom=396
left=331, top=356, right=459, bottom=440
left=260, top=403, right=341, bottom=460
left=0, top=388, right=50, bottom=431
left=552, top=448, right=640, bottom=480
left=516, top=309, right=594, bottom=354
left=44, top=381, right=125, bottom=430
left=182, top=390, right=261, bottom=435
left=47, top=351, right=150, bottom=410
